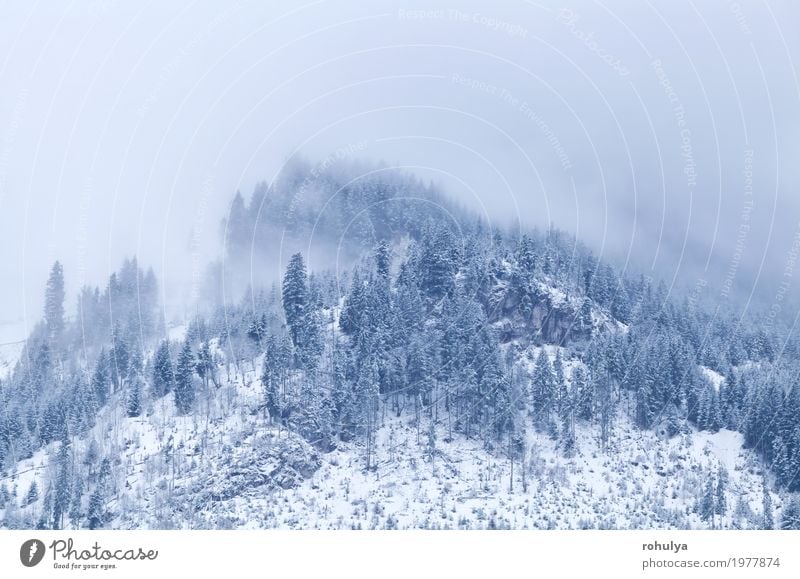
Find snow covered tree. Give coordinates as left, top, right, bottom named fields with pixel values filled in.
left=262, top=334, right=292, bottom=424
left=195, top=340, right=215, bottom=389
left=715, top=467, right=728, bottom=525
left=126, top=376, right=142, bottom=417
left=174, top=340, right=196, bottom=414
left=109, top=326, right=130, bottom=392
left=531, top=349, right=555, bottom=431
left=152, top=340, right=175, bottom=398
left=52, top=440, right=71, bottom=530
left=282, top=253, right=321, bottom=368
left=87, top=488, right=104, bottom=530
left=762, top=478, right=774, bottom=530
left=700, top=474, right=717, bottom=529
left=24, top=480, right=39, bottom=506
left=699, top=467, right=727, bottom=529
left=375, top=240, right=391, bottom=280
left=91, top=349, right=111, bottom=406
left=780, top=495, right=800, bottom=530
left=44, top=261, right=65, bottom=345
left=283, top=253, right=309, bottom=344
left=572, top=365, right=593, bottom=421
left=68, top=476, right=83, bottom=529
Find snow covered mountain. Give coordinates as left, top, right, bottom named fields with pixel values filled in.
left=1, top=161, right=799, bottom=530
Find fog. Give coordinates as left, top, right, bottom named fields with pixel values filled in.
left=1, top=0, right=798, bottom=339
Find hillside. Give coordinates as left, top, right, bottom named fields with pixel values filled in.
left=1, top=161, right=799, bottom=530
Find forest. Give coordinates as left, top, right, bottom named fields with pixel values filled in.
left=2, top=160, right=800, bottom=530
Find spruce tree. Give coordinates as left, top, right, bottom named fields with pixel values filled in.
left=715, top=467, right=728, bottom=526
left=52, top=440, right=71, bottom=530
left=531, top=350, right=555, bottom=430
left=700, top=474, right=717, bottom=529
left=282, top=253, right=310, bottom=348
left=92, top=349, right=110, bottom=406
left=126, top=377, right=142, bottom=418
left=282, top=253, right=321, bottom=368
left=174, top=340, right=195, bottom=415
left=152, top=340, right=175, bottom=398
left=25, top=480, right=39, bottom=506
left=87, top=488, right=104, bottom=530
left=44, top=261, right=66, bottom=344
left=762, top=478, right=774, bottom=530
left=780, top=495, right=800, bottom=530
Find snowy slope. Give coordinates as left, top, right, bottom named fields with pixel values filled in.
left=1, top=359, right=781, bottom=530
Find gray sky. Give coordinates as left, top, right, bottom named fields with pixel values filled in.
left=1, top=0, right=799, bottom=338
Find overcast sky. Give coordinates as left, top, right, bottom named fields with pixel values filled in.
left=1, top=0, right=798, bottom=338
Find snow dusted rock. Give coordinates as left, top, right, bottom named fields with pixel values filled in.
left=193, top=431, right=321, bottom=502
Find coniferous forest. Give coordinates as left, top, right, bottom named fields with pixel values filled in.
left=2, top=161, right=800, bottom=530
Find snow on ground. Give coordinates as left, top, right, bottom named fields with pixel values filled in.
left=0, top=318, right=29, bottom=379
left=700, top=366, right=726, bottom=391
left=0, top=341, right=24, bottom=380
left=1, top=356, right=783, bottom=530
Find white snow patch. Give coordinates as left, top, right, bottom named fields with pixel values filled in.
left=700, top=366, right=726, bottom=391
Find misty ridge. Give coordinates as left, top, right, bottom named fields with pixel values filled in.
left=2, top=157, right=800, bottom=530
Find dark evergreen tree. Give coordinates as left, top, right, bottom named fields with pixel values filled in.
left=126, top=376, right=142, bottom=417
left=780, top=495, right=800, bottom=530
left=87, top=488, right=104, bottom=530
left=262, top=334, right=292, bottom=424
left=52, top=440, right=71, bottom=530
left=92, top=349, right=111, bottom=406
left=700, top=474, right=717, bottom=529
left=762, top=478, right=774, bottom=530
left=282, top=253, right=310, bottom=346
left=195, top=340, right=215, bottom=389
left=174, top=340, right=196, bottom=414
left=24, top=480, right=39, bottom=506
left=109, top=326, right=130, bottom=392
left=531, top=350, right=555, bottom=431
left=152, top=340, right=175, bottom=398
left=282, top=253, right=321, bottom=368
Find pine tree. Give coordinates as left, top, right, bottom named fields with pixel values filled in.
left=52, top=440, right=71, bottom=530
left=45, top=261, right=66, bottom=344
left=700, top=474, right=717, bottom=529
left=195, top=340, right=215, bottom=389
left=283, top=253, right=310, bottom=347
left=92, top=349, right=111, bottom=406
left=715, top=467, right=728, bottom=526
left=25, top=480, right=39, bottom=506
left=282, top=253, right=321, bottom=368
left=68, top=475, right=83, bottom=529
left=531, top=350, right=555, bottom=430
left=152, top=340, right=175, bottom=398
left=174, top=340, right=195, bottom=414
left=109, top=327, right=130, bottom=392
left=0, top=483, right=9, bottom=510
left=780, top=495, right=800, bottom=530
left=572, top=365, right=593, bottom=420
left=126, top=377, right=142, bottom=417
left=375, top=240, right=391, bottom=280
left=762, top=478, right=774, bottom=530
left=225, top=191, right=249, bottom=255
left=579, top=298, right=593, bottom=333
left=87, top=488, right=104, bottom=530
left=37, top=486, right=53, bottom=529
left=262, top=334, right=291, bottom=424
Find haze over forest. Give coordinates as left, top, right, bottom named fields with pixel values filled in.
left=1, top=0, right=799, bottom=336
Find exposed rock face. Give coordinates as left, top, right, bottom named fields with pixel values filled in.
left=482, top=268, right=591, bottom=345
left=187, top=431, right=322, bottom=504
